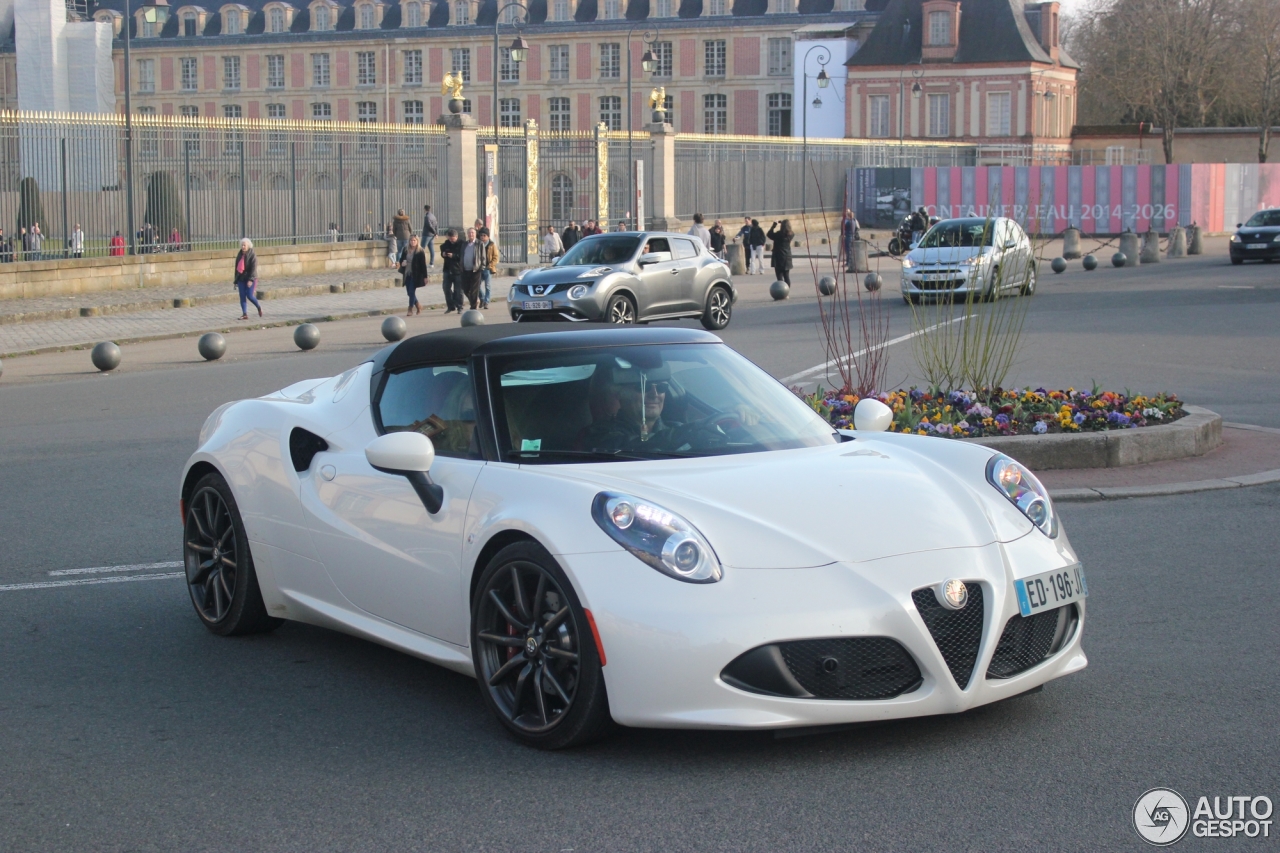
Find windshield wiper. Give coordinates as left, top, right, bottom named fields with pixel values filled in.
left=504, top=449, right=651, bottom=463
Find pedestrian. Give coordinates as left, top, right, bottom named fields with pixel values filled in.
left=687, top=213, right=711, bottom=248
left=328, top=223, right=339, bottom=243
left=842, top=208, right=860, bottom=272
left=562, top=220, right=580, bottom=251
left=392, top=208, right=412, bottom=258
left=399, top=234, right=428, bottom=316
left=460, top=227, right=484, bottom=310
left=479, top=228, right=498, bottom=309
left=439, top=229, right=463, bottom=313
left=233, top=237, right=262, bottom=320
left=19, top=226, right=29, bottom=261
left=168, top=225, right=181, bottom=253
left=766, top=219, right=793, bottom=286
left=542, top=224, right=564, bottom=262
left=709, top=219, right=726, bottom=258
left=30, top=223, right=44, bottom=261
left=360, top=224, right=373, bottom=241
left=0, top=229, right=9, bottom=263
left=71, top=223, right=84, bottom=259
left=109, top=230, right=126, bottom=257
left=582, top=219, right=601, bottom=237
left=472, top=218, right=489, bottom=240
left=748, top=219, right=766, bottom=275
left=141, top=222, right=155, bottom=254
left=386, top=225, right=398, bottom=268
left=421, top=204, right=438, bottom=267
left=735, top=216, right=752, bottom=244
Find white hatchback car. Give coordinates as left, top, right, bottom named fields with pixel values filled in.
left=901, top=217, right=1039, bottom=303
left=181, top=325, right=1086, bottom=749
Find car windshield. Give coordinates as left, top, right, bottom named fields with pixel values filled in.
left=1244, top=210, right=1280, bottom=227
left=918, top=220, right=996, bottom=249
left=557, top=235, right=642, bottom=266
left=489, top=343, right=839, bottom=462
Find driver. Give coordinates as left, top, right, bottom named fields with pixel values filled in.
left=581, top=365, right=678, bottom=450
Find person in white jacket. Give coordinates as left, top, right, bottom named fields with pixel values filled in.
left=70, top=224, right=84, bottom=259
left=542, top=225, right=564, bottom=262
left=687, top=212, right=711, bottom=247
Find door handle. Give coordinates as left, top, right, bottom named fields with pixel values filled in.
left=670, top=269, right=679, bottom=275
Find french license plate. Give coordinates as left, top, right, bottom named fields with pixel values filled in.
left=522, top=300, right=553, bottom=310
left=1246, top=243, right=1269, bottom=250
left=1014, top=564, right=1087, bottom=617
left=924, top=273, right=947, bottom=281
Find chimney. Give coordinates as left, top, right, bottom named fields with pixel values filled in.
left=1030, top=1, right=1060, bottom=62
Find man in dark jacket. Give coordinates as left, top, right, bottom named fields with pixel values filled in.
left=421, top=204, right=438, bottom=267
left=439, top=229, right=463, bottom=314
left=562, top=221, right=581, bottom=251
left=747, top=219, right=767, bottom=275
left=392, top=209, right=413, bottom=259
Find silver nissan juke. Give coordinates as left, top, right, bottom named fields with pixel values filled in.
left=508, top=232, right=736, bottom=329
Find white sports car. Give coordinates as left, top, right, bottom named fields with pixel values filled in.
left=181, top=325, right=1087, bottom=749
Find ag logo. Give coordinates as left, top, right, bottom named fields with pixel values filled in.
left=1134, top=788, right=1190, bottom=846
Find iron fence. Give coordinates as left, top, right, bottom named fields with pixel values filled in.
left=607, top=132, right=654, bottom=231
left=536, top=128, right=603, bottom=239
left=476, top=127, right=530, bottom=265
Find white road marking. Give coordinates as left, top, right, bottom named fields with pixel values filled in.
left=0, top=572, right=184, bottom=592
left=781, top=317, right=966, bottom=386
left=48, top=560, right=183, bottom=577
left=1218, top=285, right=1255, bottom=289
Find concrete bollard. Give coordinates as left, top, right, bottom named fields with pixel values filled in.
left=1166, top=226, right=1187, bottom=259
left=1062, top=227, right=1083, bottom=259
left=849, top=240, right=870, bottom=273
left=726, top=243, right=746, bottom=276
left=1188, top=224, right=1203, bottom=255
left=1118, top=232, right=1140, bottom=267
left=1140, top=229, right=1161, bottom=264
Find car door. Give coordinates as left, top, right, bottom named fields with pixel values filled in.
left=633, top=237, right=683, bottom=317
left=298, top=363, right=483, bottom=645
left=668, top=237, right=704, bottom=312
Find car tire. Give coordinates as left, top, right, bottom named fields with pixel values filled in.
left=700, top=285, right=732, bottom=330
left=982, top=267, right=1000, bottom=302
left=1231, top=257, right=1244, bottom=265
left=183, top=472, right=282, bottom=637
left=471, top=541, right=615, bottom=750
left=1020, top=265, right=1037, bottom=296
left=605, top=293, right=636, bottom=325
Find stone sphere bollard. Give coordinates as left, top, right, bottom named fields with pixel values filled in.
left=381, top=315, right=407, bottom=342
left=460, top=309, right=486, bottom=327
left=1111, top=252, right=1128, bottom=268
left=1051, top=257, right=1067, bottom=274
left=849, top=239, right=871, bottom=273
left=725, top=243, right=747, bottom=276
left=1188, top=224, right=1203, bottom=255
left=1062, top=227, right=1083, bottom=260
left=1140, top=229, right=1161, bottom=264
left=769, top=280, right=790, bottom=300
left=1166, top=226, right=1187, bottom=258
left=91, top=341, right=121, bottom=372
left=197, top=333, right=226, bottom=361
left=293, top=323, right=320, bottom=351
left=817, top=276, right=837, bottom=296
left=864, top=272, right=883, bottom=292
left=1082, top=254, right=1098, bottom=271
left=1118, top=231, right=1140, bottom=266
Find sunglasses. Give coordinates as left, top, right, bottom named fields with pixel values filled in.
left=620, top=381, right=669, bottom=396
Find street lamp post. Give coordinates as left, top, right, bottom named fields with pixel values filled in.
left=898, top=65, right=923, bottom=160
left=800, top=44, right=830, bottom=215
left=492, top=2, right=529, bottom=134
left=123, top=0, right=144, bottom=255
left=626, top=27, right=658, bottom=229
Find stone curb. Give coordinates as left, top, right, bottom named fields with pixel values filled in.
left=968, top=405, right=1222, bottom=470
left=1051, top=468, right=1280, bottom=502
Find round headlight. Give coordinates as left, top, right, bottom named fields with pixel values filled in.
left=592, top=492, right=722, bottom=583
left=606, top=497, right=635, bottom=529
left=986, top=454, right=1057, bottom=538
left=568, top=283, right=589, bottom=300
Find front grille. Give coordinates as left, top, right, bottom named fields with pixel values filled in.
left=987, top=604, right=1078, bottom=679
left=721, top=638, right=922, bottom=700
left=519, top=283, right=567, bottom=297
left=916, top=278, right=966, bottom=291
left=912, top=585, right=985, bottom=689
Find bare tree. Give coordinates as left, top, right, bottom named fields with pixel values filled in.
left=1230, top=0, right=1280, bottom=161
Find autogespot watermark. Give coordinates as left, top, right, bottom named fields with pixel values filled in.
left=1133, top=788, right=1274, bottom=845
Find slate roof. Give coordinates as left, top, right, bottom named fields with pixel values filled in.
left=846, top=0, right=1078, bottom=69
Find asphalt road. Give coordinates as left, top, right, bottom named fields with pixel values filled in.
left=1, top=249, right=1278, bottom=851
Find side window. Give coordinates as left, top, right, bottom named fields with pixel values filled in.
left=671, top=238, right=699, bottom=260
left=645, top=237, right=671, bottom=255
left=377, top=364, right=479, bottom=459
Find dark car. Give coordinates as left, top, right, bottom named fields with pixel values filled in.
left=1230, top=209, right=1280, bottom=264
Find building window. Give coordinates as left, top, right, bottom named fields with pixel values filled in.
left=652, top=41, right=672, bottom=76
left=549, top=96, right=571, bottom=131
left=224, top=104, right=242, bottom=118
left=704, top=40, right=726, bottom=77
left=267, top=55, right=285, bottom=89
left=703, top=93, right=727, bottom=134
left=224, top=104, right=243, bottom=155
left=767, top=92, right=791, bottom=136
left=653, top=0, right=673, bottom=16
left=267, top=103, right=286, bottom=119
left=405, top=1, right=422, bottom=27
left=183, top=13, right=198, bottom=36
left=551, top=0, right=571, bottom=21
left=601, top=0, right=621, bottom=19
left=181, top=57, right=198, bottom=91
left=359, top=3, right=375, bottom=28
left=549, top=45, right=569, bottom=80
left=312, top=53, right=331, bottom=87
left=453, top=0, right=470, bottom=24
left=404, top=99, right=424, bottom=123
left=312, top=102, right=332, bottom=119
left=500, top=4, right=521, bottom=23
left=137, top=106, right=158, bottom=155
left=180, top=105, right=200, bottom=153
left=928, top=11, right=950, bottom=46
left=451, top=48, right=471, bottom=82
left=137, top=59, right=155, bottom=93
left=550, top=173, right=573, bottom=220
left=357, top=51, right=377, bottom=86
left=599, top=95, right=621, bottom=130
left=223, top=56, right=241, bottom=91
left=142, top=16, right=156, bottom=37
left=403, top=49, right=423, bottom=84
left=267, top=103, right=287, bottom=153
left=460, top=98, right=472, bottom=113
left=869, top=94, right=890, bottom=138
left=834, top=0, right=861, bottom=9
left=927, top=92, right=949, bottom=137
left=269, top=7, right=286, bottom=32
left=313, top=5, right=331, bottom=30
left=767, top=38, right=791, bottom=76
left=180, top=105, right=199, bottom=117
left=500, top=97, right=521, bottom=127
left=224, top=9, right=241, bottom=35
left=500, top=47, right=520, bottom=82
left=707, top=0, right=726, bottom=14
left=987, top=91, right=1011, bottom=137
left=357, top=101, right=377, bottom=122
left=600, top=43, right=620, bottom=79
left=313, top=102, right=333, bottom=153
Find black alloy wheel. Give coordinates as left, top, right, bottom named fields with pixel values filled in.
left=606, top=293, right=636, bottom=324
left=701, top=285, right=732, bottom=330
left=472, top=541, right=613, bottom=749
left=183, top=473, right=280, bottom=636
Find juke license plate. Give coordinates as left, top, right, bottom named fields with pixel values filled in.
left=1014, top=564, right=1087, bottom=617
left=522, top=301, right=553, bottom=310
left=1246, top=243, right=1269, bottom=250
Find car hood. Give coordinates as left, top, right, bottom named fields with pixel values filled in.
left=522, top=264, right=627, bottom=283
left=907, top=246, right=989, bottom=265
left=544, top=437, right=1033, bottom=568
left=1236, top=225, right=1280, bottom=235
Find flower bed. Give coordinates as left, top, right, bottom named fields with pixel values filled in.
left=805, top=387, right=1185, bottom=438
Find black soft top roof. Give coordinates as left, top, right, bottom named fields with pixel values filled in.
left=374, top=324, right=721, bottom=372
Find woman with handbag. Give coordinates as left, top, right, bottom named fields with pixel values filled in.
left=233, top=238, right=262, bottom=320
left=766, top=220, right=794, bottom=286
left=399, top=235, right=428, bottom=316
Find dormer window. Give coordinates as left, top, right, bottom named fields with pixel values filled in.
left=454, top=0, right=470, bottom=24
left=500, top=3, right=522, bottom=23
left=766, top=0, right=795, bottom=14
left=928, top=10, right=949, bottom=45
left=312, top=3, right=332, bottom=29
left=653, top=0, right=672, bottom=17
left=404, top=0, right=422, bottom=26
left=184, top=12, right=198, bottom=33
left=358, top=3, right=375, bottom=28
left=223, top=10, right=242, bottom=33
left=601, top=0, right=621, bottom=19
left=707, top=0, right=726, bottom=15
left=269, top=7, right=285, bottom=30
left=95, top=9, right=125, bottom=37
left=551, top=0, right=572, bottom=21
